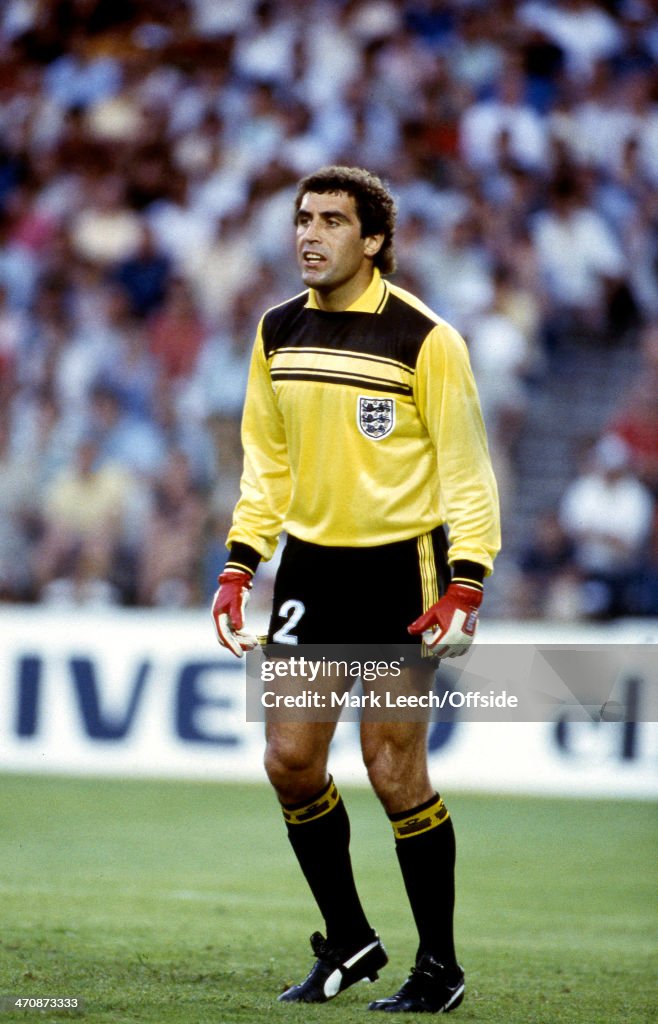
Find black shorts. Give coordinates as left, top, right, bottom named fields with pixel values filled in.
left=267, top=528, right=450, bottom=647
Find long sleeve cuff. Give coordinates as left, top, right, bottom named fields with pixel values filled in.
left=225, top=543, right=262, bottom=577
left=450, top=560, right=485, bottom=591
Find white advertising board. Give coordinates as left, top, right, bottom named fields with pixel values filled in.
left=0, top=608, right=656, bottom=798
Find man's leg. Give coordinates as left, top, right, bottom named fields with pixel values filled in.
left=265, top=719, right=387, bottom=1002
left=361, top=674, right=464, bottom=1013
left=265, top=718, right=373, bottom=946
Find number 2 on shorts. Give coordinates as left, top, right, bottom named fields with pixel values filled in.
left=272, top=599, right=305, bottom=645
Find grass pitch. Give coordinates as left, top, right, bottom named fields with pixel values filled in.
left=0, top=775, right=655, bottom=1023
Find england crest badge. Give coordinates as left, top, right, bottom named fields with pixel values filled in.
left=357, top=395, right=395, bottom=440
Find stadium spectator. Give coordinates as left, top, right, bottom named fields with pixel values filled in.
left=531, top=173, right=630, bottom=342
left=184, top=209, right=259, bottom=327
left=233, top=0, right=299, bottom=85
left=466, top=265, right=536, bottom=512
left=467, top=263, right=538, bottom=430
left=423, top=212, right=494, bottom=332
left=146, top=276, right=207, bottom=383
left=611, top=2, right=657, bottom=78
left=298, top=1, right=364, bottom=109
left=459, top=64, right=548, bottom=172
left=447, top=6, right=505, bottom=95
left=146, top=172, right=215, bottom=266
left=110, top=222, right=171, bottom=318
left=518, top=0, right=622, bottom=81
left=43, top=29, right=122, bottom=111
left=0, top=212, right=38, bottom=310
left=137, top=448, right=207, bottom=607
left=31, top=436, right=137, bottom=605
left=189, top=140, right=248, bottom=226
left=230, top=81, right=288, bottom=176
left=0, top=281, right=26, bottom=400
left=640, top=320, right=658, bottom=374
left=626, top=502, right=658, bottom=615
left=559, top=434, right=655, bottom=617
left=516, top=510, right=579, bottom=619
left=180, top=290, right=253, bottom=484
left=68, top=173, right=142, bottom=265
left=46, top=285, right=118, bottom=435
left=606, top=323, right=658, bottom=495
left=94, top=317, right=160, bottom=422
left=86, top=381, right=167, bottom=478
left=0, top=413, right=34, bottom=600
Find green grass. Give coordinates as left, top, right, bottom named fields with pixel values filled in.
left=0, top=775, right=655, bottom=1023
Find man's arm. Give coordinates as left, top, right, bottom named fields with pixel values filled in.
left=212, top=320, right=291, bottom=656
left=414, top=321, right=500, bottom=573
left=226, top=319, right=292, bottom=562
left=410, top=323, right=501, bottom=655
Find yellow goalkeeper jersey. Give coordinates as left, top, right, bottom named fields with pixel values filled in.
left=227, top=269, right=500, bottom=573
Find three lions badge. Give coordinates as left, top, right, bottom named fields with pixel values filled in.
left=357, top=396, right=395, bottom=440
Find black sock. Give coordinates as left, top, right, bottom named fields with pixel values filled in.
left=389, top=793, right=457, bottom=966
left=282, top=777, right=373, bottom=949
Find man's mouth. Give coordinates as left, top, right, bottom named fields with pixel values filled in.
left=302, top=252, right=325, bottom=265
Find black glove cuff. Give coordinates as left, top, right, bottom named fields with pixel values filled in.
left=451, top=560, right=485, bottom=590
left=225, top=543, right=262, bottom=577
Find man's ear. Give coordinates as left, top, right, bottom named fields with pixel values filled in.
left=364, top=233, right=385, bottom=259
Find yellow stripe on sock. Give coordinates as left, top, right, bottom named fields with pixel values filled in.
left=282, top=780, right=340, bottom=825
left=390, top=795, right=450, bottom=840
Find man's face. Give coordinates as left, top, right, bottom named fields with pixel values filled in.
left=295, top=191, right=382, bottom=309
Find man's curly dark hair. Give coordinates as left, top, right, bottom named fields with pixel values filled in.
left=294, top=166, right=397, bottom=275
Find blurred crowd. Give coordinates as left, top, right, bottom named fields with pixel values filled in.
left=516, top=321, right=658, bottom=619
left=0, top=0, right=656, bottom=617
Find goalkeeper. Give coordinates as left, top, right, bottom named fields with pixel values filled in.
left=212, top=166, right=500, bottom=1014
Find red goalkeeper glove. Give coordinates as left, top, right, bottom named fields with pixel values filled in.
left=408, top=582, right=482, bottom=657
left=211, top=570, right=258, bottom=658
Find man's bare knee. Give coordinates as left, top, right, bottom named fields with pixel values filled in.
left=362, top=723, right=432, bottom=813
left=363, top=739, right=405, bottom=802
left=264, top=723, right=334, bottom=803
left=264, top=740, right=320, bottom=796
